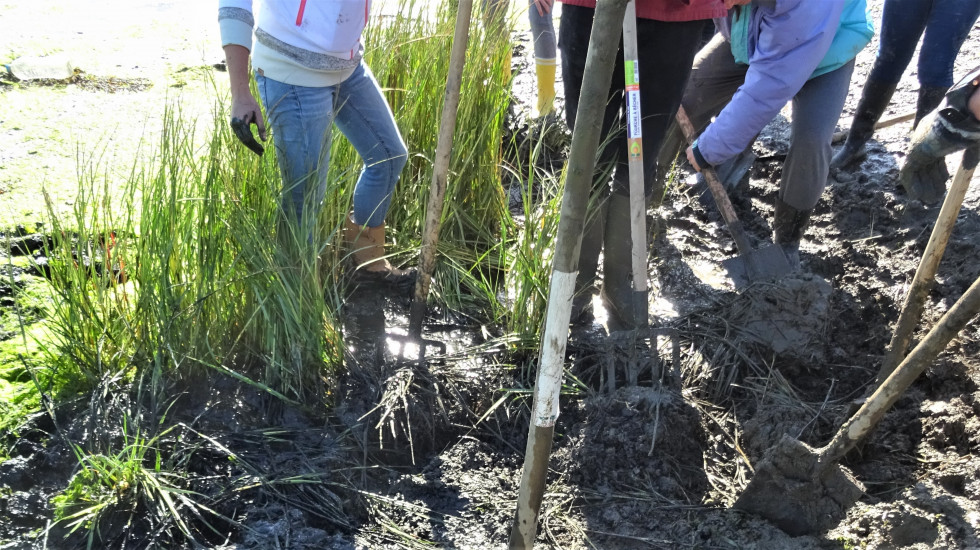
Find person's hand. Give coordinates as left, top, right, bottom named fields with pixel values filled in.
left=230, top=93, right=266, bottom=156
left=723, top=0, right=751, bottom=8
left=532, top=0, right=554, bottom=16
left=686, top=145, right=701, bottom=172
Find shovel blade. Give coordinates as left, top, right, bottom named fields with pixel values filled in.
left=733, top=435, right=865, bottom=536
left=721, top=243, right=795, bottom=289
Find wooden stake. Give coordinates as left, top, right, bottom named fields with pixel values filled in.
left=622, top=0, right=649, bottom=329
left=508, top=1, right=630, bottom=547
left=408, top=0, right=473, bottom=339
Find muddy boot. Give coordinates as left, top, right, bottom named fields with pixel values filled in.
left=772, top=198, right=812, bottom=271
left=344, top=216, right=417, bottom=293
left=600, top=193, right=644, bottom=329
left=914, top=85, right=950, bottom=129
left=831, top=79, right=898, bottom=170
left=570, top=200, right=607, bottom=325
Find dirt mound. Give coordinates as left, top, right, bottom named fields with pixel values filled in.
left=550, top=387, right=707, bottom=543
left=726, top=274, right=833, bottom=359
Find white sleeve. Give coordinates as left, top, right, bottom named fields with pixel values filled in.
left=218, top=1, right=254, bottom=49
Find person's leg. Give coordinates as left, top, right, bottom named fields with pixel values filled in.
left=656, top=33, right=748, bottom=183
left=256, top=74, right=336, bottom=232
left=334, top=62, right=409, bottom=228
left=915, top=0, right=980, bottom=124
left=529, top=0, right=557, bottom=117
left=778, top=61, right=855, bottom=267
left=558, top=4, right=625, bottom=149
left=334, top=62, right=413, bottom=284
left=559, top=3, right=620, bottom=322
left=868, top=0, right=929, bottom=85
left=832, top=0, right=928, bottom=169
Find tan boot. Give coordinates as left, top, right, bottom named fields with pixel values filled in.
left=343, top=216, right=417, bottom=290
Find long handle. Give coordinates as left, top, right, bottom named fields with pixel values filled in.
left=408, top=0, right=473, bottom=338
left=621, top=0, right=648, bottom=328
left=674, top=106, right=755, bottom=255
left=877, top=150, right=978, bottom=383
left=831, top=111, right=915, bottom=144
left=819, top=270, right=980, bottom=466
left=510, top=1, right=631, bottom=546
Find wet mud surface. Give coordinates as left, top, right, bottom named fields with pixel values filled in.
left=3, top=1, right=980, bottom=548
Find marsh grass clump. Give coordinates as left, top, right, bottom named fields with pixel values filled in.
left=21, top=3, right=566, bottom=546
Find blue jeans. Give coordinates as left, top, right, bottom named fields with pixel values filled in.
left=869, top=0, right=980, bottom=88
left=257, top=62, right=408, bottom=229
left=528, top=0, right=556, bottom=60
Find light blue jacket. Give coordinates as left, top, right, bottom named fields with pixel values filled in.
left=695, top=0, right=874, bottom=167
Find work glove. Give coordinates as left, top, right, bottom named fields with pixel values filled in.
left=900, top=69, right=980, bottom=204
left=900, top=106, right=980, bottom=204
left=231, top=112, right=265, bottom=156
left=229, top=93, right=267, bottom=156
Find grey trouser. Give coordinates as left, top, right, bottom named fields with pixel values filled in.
left=660, top=33, right=855, bottom=211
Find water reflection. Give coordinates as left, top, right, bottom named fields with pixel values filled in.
left=342, top=284, right=387, bottom=366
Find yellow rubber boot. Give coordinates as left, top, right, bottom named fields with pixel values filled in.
left=534, top=57, right=557, bottom=118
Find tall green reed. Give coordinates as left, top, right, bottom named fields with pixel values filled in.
left=43, top=99, right=342, bottom=404
left=362, top=0, right=513, bottom=317
left=40, top=0, right=544, bottom=406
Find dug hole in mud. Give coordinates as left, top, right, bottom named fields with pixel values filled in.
left=3, top=2, right=980, bottom=549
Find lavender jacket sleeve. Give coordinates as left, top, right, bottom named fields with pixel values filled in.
left=695, top=0, right=845, bottom=166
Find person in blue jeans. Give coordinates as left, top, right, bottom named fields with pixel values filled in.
left=529, top=0, right=558, bottom=117
left=218, top=0, right=415, bottom=291
left=832, top=0, right=980, bottom=170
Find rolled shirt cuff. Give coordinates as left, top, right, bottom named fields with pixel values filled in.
left=219, top=17, right=254, bottom=49
left=691, top=142, right=711, bottom=170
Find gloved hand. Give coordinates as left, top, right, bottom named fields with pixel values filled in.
left=230, top=94, right=266, bottom=156
left=900, top=67, right=980, bottom=204
left=900, top=109, right=978, bottom=204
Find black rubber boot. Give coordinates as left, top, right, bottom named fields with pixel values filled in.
left=831, top=79, right=899, bottom=170
left=914, top=85, right=950, bottom=129
left=570, top=200, right=607, bottom=325
left=772, top=198, right=813, bottom=271
left=600, top=193, right=643, bottom=330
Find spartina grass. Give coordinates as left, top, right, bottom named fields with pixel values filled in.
left=363, top=0, right=512, bottom=316
left=41, top=99, right=344, bottom=403
left=36, top=0, right=524, bottom=433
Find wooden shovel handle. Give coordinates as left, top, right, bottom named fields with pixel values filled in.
left=674, top=106, right=755, bottom=255
left=409, top=0, right=472, bottom=338
left=819, top=270, right=980, bottom=465
left=877, top=150, right=978, bottom=382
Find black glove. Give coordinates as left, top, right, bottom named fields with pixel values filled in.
left=900, top=67, right=980, bottom=203
left=230, top=112, right=265, bottom=156
left=900, top=110, right=980, bottom=204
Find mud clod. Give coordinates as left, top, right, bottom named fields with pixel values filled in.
left=734, top=434, right=865, bottom=536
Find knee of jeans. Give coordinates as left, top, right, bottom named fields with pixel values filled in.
left=381, top=143, right=409, bottom=177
